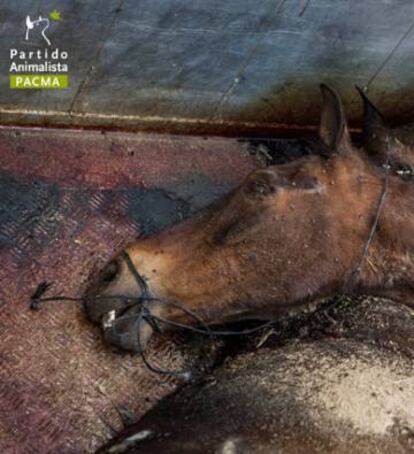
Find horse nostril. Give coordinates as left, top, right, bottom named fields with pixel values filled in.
left=83, top=258, right=123, bottom=323
left=100, top=260, right=119, bottom=284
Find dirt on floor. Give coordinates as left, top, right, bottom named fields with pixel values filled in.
left=101, top=297, right=414, bottom=454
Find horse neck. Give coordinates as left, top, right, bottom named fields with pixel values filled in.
left=359, top=174, right=414, bottom=303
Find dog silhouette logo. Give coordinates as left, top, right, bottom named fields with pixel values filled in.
left=25, top=10, right=61, bottom=46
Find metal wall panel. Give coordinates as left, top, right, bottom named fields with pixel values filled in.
left=1, top=1, right=414, bottom=133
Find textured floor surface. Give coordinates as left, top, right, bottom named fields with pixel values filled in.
left=0, top=126, right=262, bottom=453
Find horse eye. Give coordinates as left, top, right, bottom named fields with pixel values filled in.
left=101, top=260, right=119, bottom=283
left=246, top=179, right=275, bottom=196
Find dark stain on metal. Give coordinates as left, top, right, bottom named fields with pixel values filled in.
left=0, top=171, right=194, bottom=259
left=0, top=173, right=63, bottom=253
left=123, top=188, right=191, bottom=236
left=0, top=126, right=261, bottom=453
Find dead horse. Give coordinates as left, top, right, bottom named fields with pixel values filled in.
left=84, top=85, right=414, bottom=354
left=88, top=86, right=414, bottom=453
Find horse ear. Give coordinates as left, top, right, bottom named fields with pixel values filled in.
left=356, top=86, right=391, bottom=164
left=319, top=84, right=352, bottom=154
left=357, top=87, right=414, bottom=172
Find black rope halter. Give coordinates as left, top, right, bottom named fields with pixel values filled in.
left=30, top=251, right=273, bottom=381
left=342, top=137, right=391, bottom=292
left=30, top=142, right=392, bottom=380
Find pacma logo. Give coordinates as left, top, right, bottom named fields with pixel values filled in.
left=25, top=9, right=62, bottom=46
left=9, top=10, right=68, bottom=89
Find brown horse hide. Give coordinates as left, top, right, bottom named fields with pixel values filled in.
left=84, top=86, right=414, bottom=353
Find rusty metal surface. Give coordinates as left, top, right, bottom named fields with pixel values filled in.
left=0, top=127, right=261, bottom=453
left=2, top=1, right=414, bottom=134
